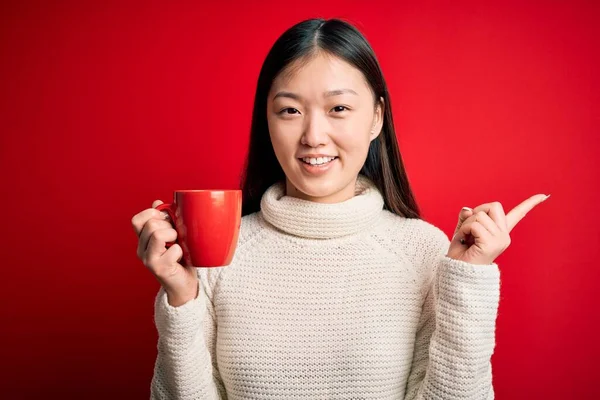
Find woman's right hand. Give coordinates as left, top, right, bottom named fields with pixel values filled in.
left=131, top=200, right=199, bottom=307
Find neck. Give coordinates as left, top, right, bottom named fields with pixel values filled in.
left=285, top=176, right=358, bottom=204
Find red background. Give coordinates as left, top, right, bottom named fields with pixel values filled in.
left=1, top=1, right=598, bottom=398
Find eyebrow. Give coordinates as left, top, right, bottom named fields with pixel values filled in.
left=273, top=88, right=359, bottom=101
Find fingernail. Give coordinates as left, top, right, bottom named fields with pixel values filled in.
left=542, top=194, right=551, bottom=202
left=160, top=211, right=169, bottom=219
left=462, top=207, right=472, bottom=212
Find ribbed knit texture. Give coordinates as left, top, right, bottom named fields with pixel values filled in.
left=150, top=175, right=501, bottom=399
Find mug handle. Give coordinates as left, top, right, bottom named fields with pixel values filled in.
left=155, top=203, right=177, bottom=248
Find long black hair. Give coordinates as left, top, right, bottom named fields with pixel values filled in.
left=240, top=18, right=421, bottom=219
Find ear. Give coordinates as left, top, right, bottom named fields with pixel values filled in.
left=369, top=96, right=385, bottom=141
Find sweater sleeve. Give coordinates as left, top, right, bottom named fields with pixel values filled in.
left=150, top=268, right=227, bottom=400
left=404, top=230, right=501, bottom=400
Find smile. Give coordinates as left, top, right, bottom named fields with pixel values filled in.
left=300, top=156, right=338, bottom=165
left=297, top=156, right=339, bottom=175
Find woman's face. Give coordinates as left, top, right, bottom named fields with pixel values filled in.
left=267, top=51, right=384, bottom=203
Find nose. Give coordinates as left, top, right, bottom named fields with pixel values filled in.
left=300, top=113, right=330, bottom=148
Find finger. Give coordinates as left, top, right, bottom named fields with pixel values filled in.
left=137, top=219, right=174, bottom=260
left=131, top=207, right=166, bottom=237
left=146, top=228, right=178, bottom=263
left=471, top=201, right=508, bottom=232
left=456, top=217, right=494, bottom=248
left=153, top=199, right=171, bottom=221
left=152, top=244, right=184, bottom=279
left=470, top=211, right=500, bottom=236
left=453, top=207, right=473, bottom=238
left=160, top=243, right=184, bottom=265
left=453, top=211, right=497, bottom=243
left=506, top=194, right=549, bottom=232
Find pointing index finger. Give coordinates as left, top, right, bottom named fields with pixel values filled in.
left=506, top=193, right=549, bottom=232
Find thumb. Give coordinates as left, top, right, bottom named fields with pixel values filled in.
left=453, top=207, right=473, bottom=239
left=161, top=243, right=184, bottom=265
left=152, top=199, right=164, bottom=208
left=155, top=244, right=186, bottom=282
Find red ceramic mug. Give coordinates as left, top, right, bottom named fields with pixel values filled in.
left=155, top=190, right=242, bottom=267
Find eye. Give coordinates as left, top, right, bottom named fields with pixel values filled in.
left=332, top=105, right=350, bottom=113
left=277, top=106, right=350, bottom=116
left=278, top=108, right=300, bottom=115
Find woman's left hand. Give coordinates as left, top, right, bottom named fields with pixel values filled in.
left=447, top=194, right=550, bottom=265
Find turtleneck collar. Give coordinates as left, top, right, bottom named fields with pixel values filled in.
left=259, top=175, right=384, bottom=239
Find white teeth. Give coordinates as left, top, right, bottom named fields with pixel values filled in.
left=302, top=156, right=336, bottom=165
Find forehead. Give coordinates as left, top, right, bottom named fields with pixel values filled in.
left=270, top=52, right=372, bottom=99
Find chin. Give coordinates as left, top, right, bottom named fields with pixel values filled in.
left=298, top=181, right=338, bottom=198
left=286, top=170, right=354, bottom=203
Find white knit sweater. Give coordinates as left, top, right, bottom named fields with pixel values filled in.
left=150, top=175, right=501, bottom=399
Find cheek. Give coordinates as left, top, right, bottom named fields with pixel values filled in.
left=335, top=129, right=372, bottom=155
left=269, top=128, right=296, bottom=159
left=333, top=114, right=373, bottom=146
left=268, top=118, right=303, bottom=152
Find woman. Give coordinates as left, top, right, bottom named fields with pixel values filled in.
left=131, top=18, right=548, bottom=399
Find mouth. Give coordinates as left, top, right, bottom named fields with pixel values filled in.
left=297, top=156, right=339, bottom=175
left=298, top=156, right=339, bottom=166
